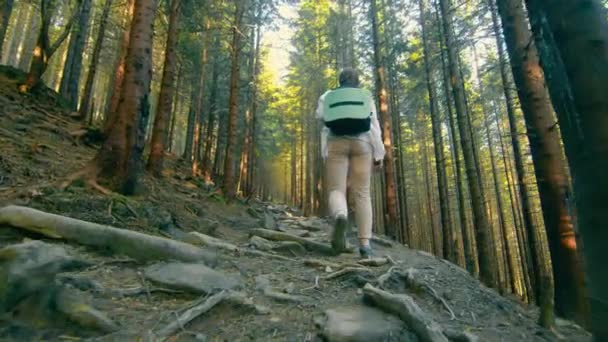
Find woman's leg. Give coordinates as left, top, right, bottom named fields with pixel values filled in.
left=326, top=138, right=350, bottom=219
left=326, top=138, right=350, bottom=252
left=349, top=140, right=373, bottom=248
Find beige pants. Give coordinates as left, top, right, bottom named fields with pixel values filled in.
left=326, top=136, right=373, bottom=245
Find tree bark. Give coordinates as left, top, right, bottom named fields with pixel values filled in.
left=434, top=3, right=471, bottom=272
left=0, top=0, right=14, bottom=57
left=495, top=0, right=590, bottom=326
left=59, top=0, right=93, bottom=110
left=94, top=0, right=157, bottom=194
left=437, top=0, right=496, bottom=288
left=104, top=0, right=135, bottom=133
left=4, top=1, right=27, bottom=65
left=222, top=0, right=247, bottom=198
left=419, top=0, right=453, bottom=262
left=370, top=0, right=399, bottom=239
left=192, top=20, right=210, bottom=176
left=525, top=0, right=608, bottom=335
left=79, top=0, right=112, bottom=121
left=23, top=0, right=76, bottom=91
left=147, top=0, right=181, bottom=177
left=202, top=59, right=219, bottom=181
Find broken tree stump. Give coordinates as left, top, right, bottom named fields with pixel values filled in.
left=0, top=206, right=216, bottom=265
left=362, top=284, right=449, bottom=342
left=249, top=228, right=335, bottom=255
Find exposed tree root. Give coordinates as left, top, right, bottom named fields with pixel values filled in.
left=250, top=228, right=335, bottom=255
left=363, top=284, right=449, bottom=342
left=262, top=288, right=310, bottom=304
left=153, top=290, right=230, bottom=340
left=60, top=163, right=111, bottom=195
left=323, top=267, right=373, bottom=280
left=0, top=205, right=217, bottom=265
left=358, top=257, right=392, bottom=267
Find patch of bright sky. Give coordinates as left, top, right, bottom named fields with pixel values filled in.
left=262, top=4, right=297, bottom=85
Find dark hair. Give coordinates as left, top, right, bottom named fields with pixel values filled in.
left=339, top=68, right=360, bottom=87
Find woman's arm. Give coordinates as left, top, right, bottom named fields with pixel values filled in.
left=316, top=91, right=330, bottom=160
left=369, top=99, right=386, bottom=162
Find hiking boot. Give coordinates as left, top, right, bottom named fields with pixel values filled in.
left=331, top=215, right=348, bottom=253
left=359, top=245, right=373, bottom=259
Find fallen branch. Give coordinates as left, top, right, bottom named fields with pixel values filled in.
left=154, top=290, right=229, bottom=340
left=250, top=228, right=335, bottom=255
left=0, top=206, right=216, bottom=265
left=363, top=284, right=449, bottom=342
left=323, top=267, right=373, bottom=280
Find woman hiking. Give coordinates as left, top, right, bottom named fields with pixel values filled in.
left=316, top=68, right=385, bottom=258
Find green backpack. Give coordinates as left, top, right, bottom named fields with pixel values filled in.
left=322, top=87, right=372, bottom=135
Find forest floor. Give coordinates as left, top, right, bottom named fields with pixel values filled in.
left=0, top=67, right=593, bottom=342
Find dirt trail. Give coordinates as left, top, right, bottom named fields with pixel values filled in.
left=0, top=67, right=592, bottom=341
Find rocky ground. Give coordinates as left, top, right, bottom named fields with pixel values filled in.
left=0, top=67, right=592, bottom=341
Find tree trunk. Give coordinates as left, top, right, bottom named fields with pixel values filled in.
left=246, top=20, right=261, bottom=197
left=222, top=0, right=247, bottom=198
left=79, top=0, right=112, bottom=120
left=23, top=0, right=76, bottom=91
left=0, top=0, right=14, bottom=57
left=167, top=66, right=181, bottom=153
left=434, top=3, right=471, bottom=271
left=4, top=1, right=27, bottom=65
left=59, top=0, right=93, bottom=110
left=94, top=0, right=157, bottom=194
left=419, top=0, right=452, bottom=261
left=525, top=0, right=608, bottom=335
left=147, top=0, right=181, bottom=177
left=437, top=0, right=496, bottom=287
left=370, top=0, right=399, bottom=239
left=192, top=20, right=211, bottom=176
left=18, top=5, right=38, bottom=71
left=494, top=104, right=528, bottom=300
left=488, top=1, right=538, bottom=302
left=495, top=0, right=590, bottom=326
left=105, top=0, right=135, bottom=133
left=183, top=89, right=197, bottom=162
left=202, top=60, right=219, bottom=181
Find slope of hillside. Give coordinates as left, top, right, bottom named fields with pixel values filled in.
left=0, top=69, right=591, bottom=341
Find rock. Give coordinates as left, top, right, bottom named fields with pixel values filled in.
left=298, top=219, right=327, bottom=232
left=54, top=287, right=119, bottom=333
left=255, top=274, right=272, bottom=291
left=319, top=306, right=411, bottom=342
left=0, top=241, right=76, bottom=312
left=246, top=207, right=261, bottom=219
left=249, top=236, right=275, bottom=251
left=57, top=275, right=104, bottom=293
left=144, top=262, right=241, bottom=295
left=284, top=282, right=296, bottom=294
left=262, top=211, right=278, bottom=230
left=283, top=228, right=312, bottom=237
